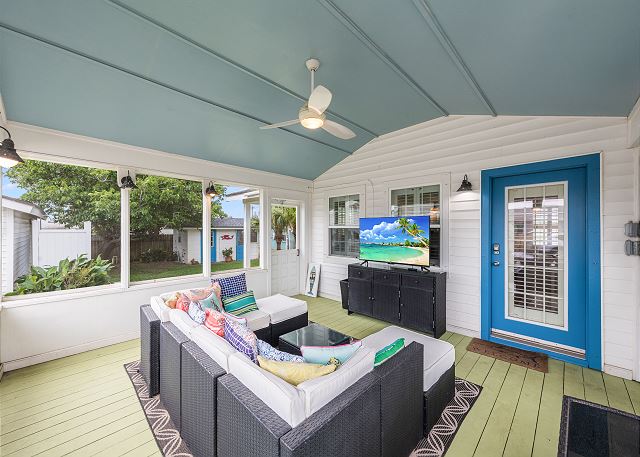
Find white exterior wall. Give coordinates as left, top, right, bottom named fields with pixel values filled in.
left=174, top=229, right=202, bottom=264
left=312, top=115, right=639, bottom=379
left=2, top=208, right=13, bottom=293
left=13, top=212, right=33, bottom=279
left=215, top=229, right=238, bottom=262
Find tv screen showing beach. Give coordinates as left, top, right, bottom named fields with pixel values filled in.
left=359, top=216, right=430, bottom=266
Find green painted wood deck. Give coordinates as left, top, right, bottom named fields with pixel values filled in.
left=0, top=295, right=638, bottom=456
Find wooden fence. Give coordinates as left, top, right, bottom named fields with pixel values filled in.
left=91, top=235, right=173, bottom=262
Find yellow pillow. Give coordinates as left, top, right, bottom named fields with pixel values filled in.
left=257, top=356, right=336, bottom=386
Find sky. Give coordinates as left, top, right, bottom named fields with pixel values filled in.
left=359, top=217, right=430, bottom=244
left=1, top=170, right=247, bottom=219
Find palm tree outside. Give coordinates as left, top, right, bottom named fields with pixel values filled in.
left=272, top=206, right=296, bottom=250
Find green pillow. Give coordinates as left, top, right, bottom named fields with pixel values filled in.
left=374, top=338, right=405, bottom=367
left=223, top=290, right=259, bottom=317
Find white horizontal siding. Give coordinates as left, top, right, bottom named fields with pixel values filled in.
left=13, top=212, right=33, bottom=280
left=312, top=115, right=638, bottom=377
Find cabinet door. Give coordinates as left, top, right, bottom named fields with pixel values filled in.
left=348, top=278, right=372, bottom=316
left=400, top=286, right=434, bottom=333
left=372, top=283, right=400, bottom=323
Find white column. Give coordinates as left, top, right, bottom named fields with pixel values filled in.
left=202, top=181, right=211, bottom=279
left=120, top=186, right=130, bottom=289
left=243, top=201, right=251, bottom=269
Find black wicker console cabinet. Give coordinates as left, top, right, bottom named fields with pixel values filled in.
left=348, top=264, right=446, bottom=338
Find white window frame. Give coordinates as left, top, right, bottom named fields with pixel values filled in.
left=384, top=173, right=449, bottom=272
left=323, top=185, right=366, bottom=264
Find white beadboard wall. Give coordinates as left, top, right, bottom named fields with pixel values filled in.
left=312, top=115, right=639, bottom=379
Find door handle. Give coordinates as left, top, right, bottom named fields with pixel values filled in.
left=492, top=260, right=500, bottom=267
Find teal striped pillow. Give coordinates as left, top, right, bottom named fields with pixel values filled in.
left=223, top=290, right=259, bottom=317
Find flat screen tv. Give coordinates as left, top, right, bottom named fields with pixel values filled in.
left=359, top=216, right=430, bottom=266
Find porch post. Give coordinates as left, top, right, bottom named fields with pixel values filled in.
left=202, top=181, right=211, bottom=279
left=243, top=200, right=251, bottom=269
left=119, top=170, right=131, bottom=289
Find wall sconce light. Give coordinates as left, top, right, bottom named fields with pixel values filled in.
left=457, top=174, right=473, bottom=192
left=0, top=126, right=25, bottom=168
left=205, top=181, right=218, bottom=198
left=120, top=170, right=137, bottom=189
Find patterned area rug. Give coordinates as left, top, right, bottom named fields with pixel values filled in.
left=125, top=362, right=481, bottom=457
left=411, top=377, right=483, bottom=457
left=124, top=361, right=192, bottom=456
left=466, top=338, right=548, bottom=373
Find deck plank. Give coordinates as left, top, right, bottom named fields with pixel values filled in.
left=624, top=379, right=640, bottom=415
left=563, top=362, right=585, bottom=400
left=583, top=368, right=609, bottom=405
left=503, top=368, right=545, bottom=457
left=603, top=373, right=634, bottom=414
left=531, top=359, right=564, bottom=457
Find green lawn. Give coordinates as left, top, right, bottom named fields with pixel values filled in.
left=108, top=259, right=260, bottom=282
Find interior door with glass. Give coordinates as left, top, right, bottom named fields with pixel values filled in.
left=270, top=203, right=300, bottom=296
left=490, top=168, right=587, bottom=358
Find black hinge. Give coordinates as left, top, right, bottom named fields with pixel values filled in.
left=398, top=312, right=401, bottom=321
left=398, top=290, right=401, bottom=297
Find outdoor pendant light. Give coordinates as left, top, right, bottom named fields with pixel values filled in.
left=120, top=170, right=137, bottom=189
left=457, top=174, right=473, bottom=192
left=0, top=126, right=25, bottom=168
left=205, top=181, right=218, bottom=198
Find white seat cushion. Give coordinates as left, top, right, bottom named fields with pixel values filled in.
left=256, top=294, right=308, bottom=324
left=361, top=325, right=454, bottom=391
left=150, top=295, right=171, bottom=322
left=241, top=309, right=271, bottom=331
left=191, top=326, right=237, bottom=372
left=297, top=347, right=375, bottom=417
left=168, top=309, right=199, bottom=338
left=228, top=353, right=306, bottom=427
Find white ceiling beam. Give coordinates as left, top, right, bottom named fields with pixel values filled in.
left=105, top=0, right=379, bottom=138
left=412, top=0, right=497, bottom=117
left=628, top=96, right=640, bottom=148
left=0, top=90, right=7, bottom=125
left=316, top=0, right=449, bottom=117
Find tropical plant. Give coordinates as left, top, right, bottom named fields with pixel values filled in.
left=397, top=218, right=429, bottom=248
left=272, top=206, right=296, bottom=250
left=222, top=247, right=234, bottom=260
left=8, top=255, right=113, bottom=295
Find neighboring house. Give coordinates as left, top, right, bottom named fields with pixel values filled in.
left=172, top=227, right=201, bottom=264
left=1, top=197, right=45, bottom=293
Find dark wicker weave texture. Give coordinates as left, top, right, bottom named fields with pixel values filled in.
left=254, top=325, right=272, bottom=343
left=424, top=363, right=456, bottom=434
left=270, top=312, right=308, bottom=346
left=371, top=342, right=424, bottom=457
left=139, top=305, right=160, bottom=396
left=217, top=375, right=292, bottom=457
left=159, top=322, right=190, bottom=432
left=280, top=372, right=381, bottom=457
left=181, top=341, right=226, bottom=457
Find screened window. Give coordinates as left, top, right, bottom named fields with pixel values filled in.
left=329, top=194, right=360, bottom=257
left=391, top=185, right=441, bottom=267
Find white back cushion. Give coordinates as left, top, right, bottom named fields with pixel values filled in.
left=297, top=347, right=375, bottom=417
left=168, top=309, right=199, bottom=338
left=228, top=353, right=306, bottom=427
left=150, top=295, right=171, bottom=322
left=190, top=326, right=236, bottom=372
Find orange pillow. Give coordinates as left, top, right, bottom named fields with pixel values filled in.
left=164, top=293, right=178, bottom=309
left=204, top=308, right=225, bottom=337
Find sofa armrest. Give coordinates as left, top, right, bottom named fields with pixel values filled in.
left=371, top=341, right=424, bottom=457
left=140, top=305, right=160, bottom=396
left=280, top=372, right=381, bottom=457
left=217, top=374, right=292, bottom=457
left=159, top=322, right=190, bottom=431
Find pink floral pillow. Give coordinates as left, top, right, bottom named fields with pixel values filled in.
left=176, top=293, right=191, bottom=312
left=186, top=286, right=217, bottom=301
left=204, top=308, right=225, bottom=337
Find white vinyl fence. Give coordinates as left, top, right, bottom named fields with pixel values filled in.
left=32, top=220, right=92, bottom=267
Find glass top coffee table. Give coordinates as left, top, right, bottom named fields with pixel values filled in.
left=278, top=322, right=352, bottom=356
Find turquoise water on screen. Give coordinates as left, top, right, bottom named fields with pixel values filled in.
left=360, top=244, right=427, bottom=264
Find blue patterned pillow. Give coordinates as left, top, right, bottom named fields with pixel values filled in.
left=257, top=339, right=304, bottom=363
left=224, top=318, right=258, bottom=363
left=217, top=273, right=247, bottom=300
left=187, top=302, right=206, bottom=324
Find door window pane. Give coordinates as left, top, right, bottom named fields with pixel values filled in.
left=507, top=183, right=566, bottom=327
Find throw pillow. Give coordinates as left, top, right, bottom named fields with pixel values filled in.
left=223, top=291, right=259, bottom=317
left=187, top=302, right=206, bottom=324
left=198, top=291, right=224, bottom=312
left=211, top=282, right=223, bottom=307
left=374, top=338, right=405, bottom=367
left=301, top=341, right=362, bottom=365
left=164, top=293, right=178, bottom=309
left=176, top=293, right=191, bottom=312
left=186, top=286, right=217, bottom=301
left=204, top=308, right=225, bottom=337
left=257, top=339, right=304, bottom=363
left=224, top=318, right=258, bottom=363
left=257, top=356, right=336, bottom=386
left=217, top=273, right=247, bottom=300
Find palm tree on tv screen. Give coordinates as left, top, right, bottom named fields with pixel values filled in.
left=397, top=218, right=429, bottom=248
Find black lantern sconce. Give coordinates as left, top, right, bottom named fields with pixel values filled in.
left=457, top=174, right=473, bottom=192
left=120, top=170, right=137, bottom=189
left=205, top=181, right=218, bottom=198
left=0, top=126, right=25, bottom=168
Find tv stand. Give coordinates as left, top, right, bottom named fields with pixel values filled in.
left=347, top=263, right=446, bottom=338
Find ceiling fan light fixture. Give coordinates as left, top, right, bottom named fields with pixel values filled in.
left=300, top=116, right=324, bottom=129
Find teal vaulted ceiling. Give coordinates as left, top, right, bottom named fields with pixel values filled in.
left=0, top=0, right=638, bottom=179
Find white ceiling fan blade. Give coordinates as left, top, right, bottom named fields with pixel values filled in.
left=322, top=119, right=356, bottom=140
left=308, top=85, right=332, bottom=114
left=259, top=119, right=300, bottom=130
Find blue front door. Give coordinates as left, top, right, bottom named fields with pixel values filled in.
left=482, top=154, right=601, bottom=367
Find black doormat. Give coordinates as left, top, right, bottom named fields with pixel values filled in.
left=558, top=396, right=640, bottom=457
left=411, top=378, right=482, bottom=456
left=467, top=338, right=548, bottom=373
left=125, top=361, right=481, bottom=457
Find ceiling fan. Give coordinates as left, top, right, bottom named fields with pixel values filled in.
left=259, top=59, right=356, bottom=140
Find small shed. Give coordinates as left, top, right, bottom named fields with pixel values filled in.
left=211, top=217, right=244, bottom=263
left=2, top=196, right=45, bottom=293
